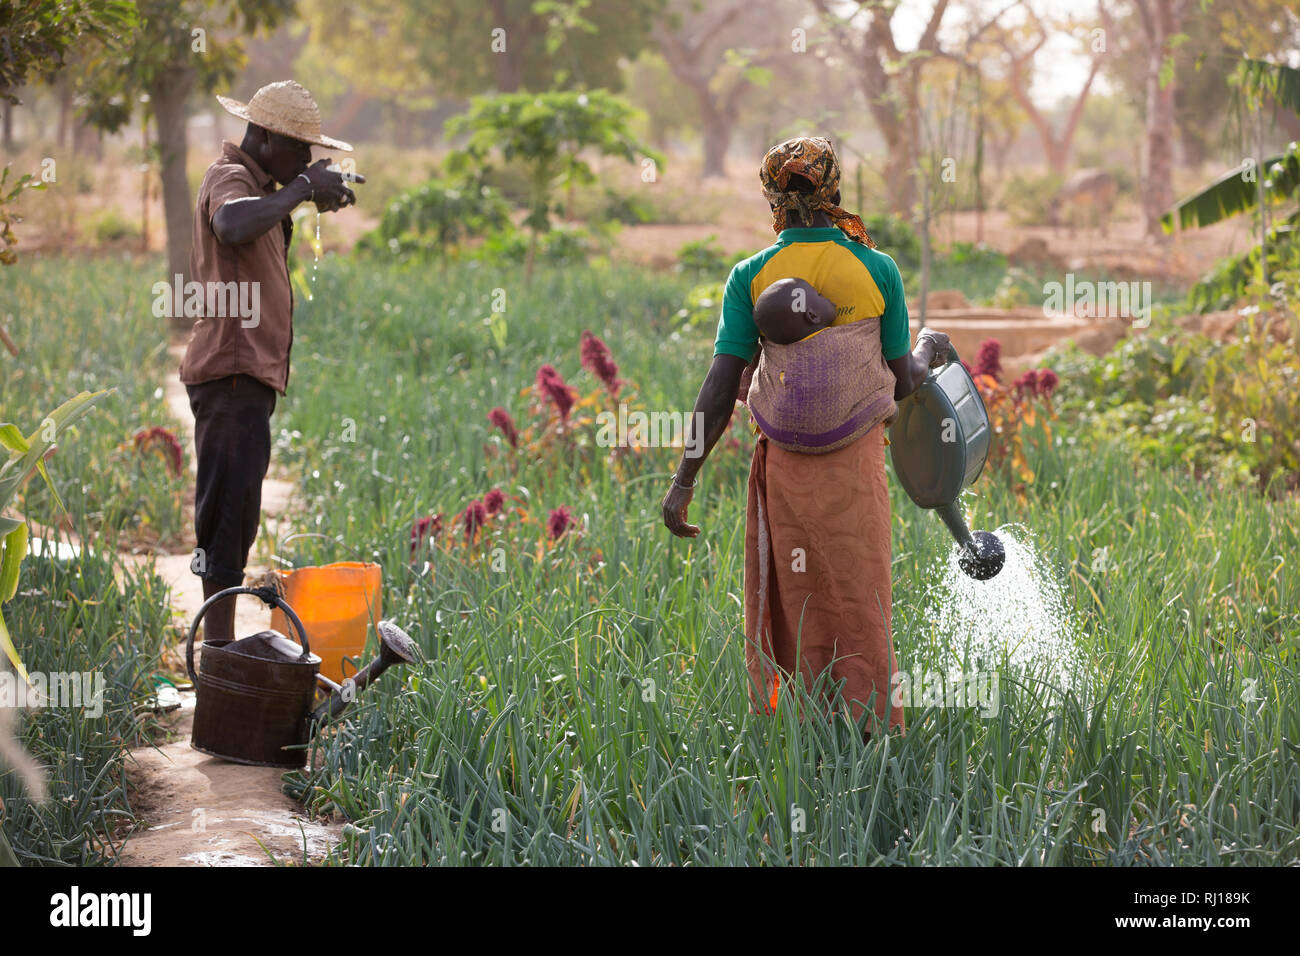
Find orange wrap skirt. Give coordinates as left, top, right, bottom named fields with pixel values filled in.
left=743, top=423, right=904, bottom=733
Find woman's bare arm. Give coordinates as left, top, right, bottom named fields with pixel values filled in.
left=662, top=353, right=748, bottom=538
left=888, top=329, right=950, bottom=400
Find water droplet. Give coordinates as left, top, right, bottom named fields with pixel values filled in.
left=307, top=210, right=321, bottom=302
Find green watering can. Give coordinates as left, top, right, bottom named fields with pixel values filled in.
left=889, top=344, right=1006, bottom=580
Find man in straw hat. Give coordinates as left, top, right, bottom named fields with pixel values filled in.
left=662, top=136, right=950, bottom=741
left=179, top=80, right=362, bottom=643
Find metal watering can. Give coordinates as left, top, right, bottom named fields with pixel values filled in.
left=185, top=585, right=416, bottom=768
left=889, top=344, right=1006, bottom=580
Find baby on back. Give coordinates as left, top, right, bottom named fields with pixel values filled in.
left=745, top=276, right=898, bottom=454
left=752, top=277, right=837, bottom=344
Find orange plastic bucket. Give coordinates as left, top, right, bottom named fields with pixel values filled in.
left=269, top=562, right=382, bottom=684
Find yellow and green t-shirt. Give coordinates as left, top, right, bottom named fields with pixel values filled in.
left=713, top=226, right=911, bottom=363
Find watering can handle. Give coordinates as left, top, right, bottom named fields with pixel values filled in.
left=929, top=339, right=961, bottom=375
left=185, top=585, right=312, bottom=684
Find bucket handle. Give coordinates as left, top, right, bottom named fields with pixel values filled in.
left=185, top=585, right=312, bottom=684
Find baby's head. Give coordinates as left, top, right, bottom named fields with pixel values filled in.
left=753, top=277, right=837, bottom=345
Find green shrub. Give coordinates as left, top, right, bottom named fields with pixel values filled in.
left=1047, top=301, right=1300, bottom=493
left=0, top=259, right=187, bottom=546
left=862, top=213, right=922, bottom=270
left=577, top=185, right=654, bottom=226
left=89, top=207, right=141, bottom=245
left=362, top=178, right=512, bottom=256
left=989, top=268, right=1032, bottom=309
left=1001, top=171, right=1064, bottom=226
left=471, top=224, right=604, bottom=266
left=675, top=234, right=729, bottom=274
left=675, top=280, right=725, bottom=332
left=928, top=241, right=1012, bottom=302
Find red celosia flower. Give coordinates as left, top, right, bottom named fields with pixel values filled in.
left=132, top=426, right=183, bottom=477
left=488, top=407, right=518, bottom=447
left=1012, top=370, right=1037, bottom=397
left=580, top=330, right=622, bottom=396
left=410, top=513, right=443, bottom=558
left=974, top=339, right=1002, bottom=382
left=1014, top=368, right=1061, bottom=399
left=484, top=488, right=505, bottom=516
left=547, top=506, right=573, bottom=540
left=462, top=498, right=488, bottom=540
left=536, top=365, right=578, bottom=421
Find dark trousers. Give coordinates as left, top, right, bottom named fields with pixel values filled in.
left=187, top=374, right=277, bottom=588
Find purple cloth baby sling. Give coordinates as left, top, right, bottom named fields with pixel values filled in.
left=745, top=316, right=898, bottom=454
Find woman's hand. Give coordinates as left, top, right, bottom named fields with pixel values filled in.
left=917, top=328, right=952, bottom=368
left=888, top=328, right=951, bottom=400
left=662, top=479, right=700, bottom=538
left=661, top=354, right=746, bottom=539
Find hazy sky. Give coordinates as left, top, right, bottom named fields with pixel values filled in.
left=888, top=0, right=1111, bottom=107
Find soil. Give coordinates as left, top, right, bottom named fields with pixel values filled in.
left=114, top=340, right=341, bottom=867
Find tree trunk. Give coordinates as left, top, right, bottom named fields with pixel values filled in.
left=1139, top=0, right=1183, bottom=238
left=698, top=99, right=733, bottom=179
left=56, top=77, right=72, bottom=150
left=859, top=65, right=919, bottom=215
left=876, top=104, right=918, bottom=215
left=1044, top=140, right=1069, bottom=175
left=149, top=65, right=197, bottom=286
left=488, top=0, right=522, bottom=92
left=1142, top=53, right=1177, bottom=237
left=1, top=94, right=11, bottom=152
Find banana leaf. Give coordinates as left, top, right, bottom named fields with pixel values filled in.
left=1241, top=58, right=1300, bottom=116
left=1163, top=59, right=1300, bottom=234
left=1189, top=211, right=1300, bottom=311
left=1161, top=149, right=1294, bottom=232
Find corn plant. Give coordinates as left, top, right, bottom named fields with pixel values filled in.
left=1, top=391, right=113, bottom=681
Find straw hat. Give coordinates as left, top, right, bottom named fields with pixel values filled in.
left=216, top=80, right=353, bottom=152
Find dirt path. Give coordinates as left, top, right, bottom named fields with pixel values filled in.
left=117, top=342, right=341, bottom=867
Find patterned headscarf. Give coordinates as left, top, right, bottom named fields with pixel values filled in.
left=759, top=136, right=874, bottom=247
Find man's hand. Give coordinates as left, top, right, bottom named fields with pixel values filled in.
left=298, top=158, right=356, bottom=213
left=662, top=479, right=700, bottom=538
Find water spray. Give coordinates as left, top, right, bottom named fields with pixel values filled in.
left=890, top=345, right=1006, bottom=580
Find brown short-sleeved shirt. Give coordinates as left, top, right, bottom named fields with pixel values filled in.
left=179, top=142, right=295, bottom=394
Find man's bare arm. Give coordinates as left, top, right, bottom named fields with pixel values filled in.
left=212, top=180, right=312, bottom=246
left=211, top=160, right=355, bottom=246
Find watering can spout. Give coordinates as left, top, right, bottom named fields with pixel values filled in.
left=310, top=620, right=417, bottom=726
left=935, top=501, right=975, bottom=551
